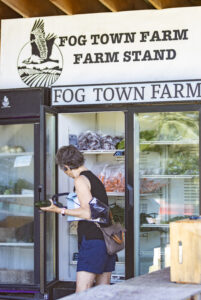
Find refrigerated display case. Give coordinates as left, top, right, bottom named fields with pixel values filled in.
left=134, top=111, right=199, bottom=276
left=0, top=88, right=59, bottom=300
left=0, top=123, right=34, bottom=284
left=49, top=98, right=200, bottom=289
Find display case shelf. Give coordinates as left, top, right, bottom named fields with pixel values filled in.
left=70, top=260, right=124, bottom=265
left=0, top=152, right=33, bottom=157
left=0, top=209, right=33, bottom=216
left=140, top=193, right=162, bottom=196
left=141, top=175, right=199, bottom=179
left=81, top=150, right=116, bottom=154
left=81, top=149, right=125, bottom=156
left=0, top=243, right=34, bottom=247
left=107, top=192, right=124, bottom=197
left=0, top=194, right=33, bottom=198
left=140, top=140, right=199, bottom=145
left=141, top=224, right=169, bottom=228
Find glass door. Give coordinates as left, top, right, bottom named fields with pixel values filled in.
left=58, top=111, right=125, bottom=283
left=0, top=123, right=34, bottom=284
left=40, top=106, right=57, bottom=293
left=134, top=111, right=199, bottom=276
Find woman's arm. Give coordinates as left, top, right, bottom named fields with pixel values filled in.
left=40, top=175, right=91, bottom=220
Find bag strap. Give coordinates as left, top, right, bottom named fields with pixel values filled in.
left=52, top=193, right=69, bottom=201
left=95, top=222, right=101, bottom=228
left=53, top=192, right=82, bottom=207
left=109, top=210, right=115, bottom=225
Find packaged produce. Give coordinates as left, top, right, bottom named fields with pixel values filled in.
left=98, top=163, right=125, bottom=193
left=14, top=179, right=33, bottom=194
left=0, top=145, right=25, bottom=153
left=100, top=134, right=116, bottom=150
left=166, top=147, right=199, bottom=175
left=139, top=112, right=199, bottom=142
left=116, top=139, right=125, bottom=149
left=157, top=112, right=199, bottom=141
left=78, top=131, right=101, bottom=150
left=140, top=130, right=157, bottom=141
left=140, top=178, right=167, bottom=194
left=113, top=136, right=124, bottom=148
left=140, top=151, right=161, bottom=175
left=78, top=130, right=124, bottom=150
left=110, top=204, right=125, bottom=226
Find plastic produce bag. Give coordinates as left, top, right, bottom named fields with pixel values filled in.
left=100, top=134, right=116, bottom=150
left=78, top=131, right=101, bottom=150
left=98, top=163, right=125, bottom=193
left=140, top=178, right=168, bottom=194
left=78, top=130, right=124, bottom=150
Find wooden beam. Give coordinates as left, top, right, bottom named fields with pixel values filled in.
left=98, top=0, right=153, bottom=11
left=0, top=1, right=21, bottom=18
left=1, top=0, right=64, bottom=17
left=189, top=0, right=201, bottom=5
left=132, top=0, right=155, bottom=9
left=49, top=0, right=109, bottom=15
left=147, top=0, right=191, bottom=9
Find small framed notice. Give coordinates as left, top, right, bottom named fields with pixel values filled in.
left=14, top=155, right=32, bottom=167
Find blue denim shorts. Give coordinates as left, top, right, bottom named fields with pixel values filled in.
left=77, top=236, right=116, bottom=274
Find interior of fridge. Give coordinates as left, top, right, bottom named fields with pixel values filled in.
left=0, top=123, right=34, bottom=284
left=134, top=111, right=199, bottom=276
left=57, top=111, right=125, bottom=283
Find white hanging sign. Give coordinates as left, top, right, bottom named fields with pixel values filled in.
left=1, top=7, right=201, bottom=89
left=51, top=79, right=201, bottom=105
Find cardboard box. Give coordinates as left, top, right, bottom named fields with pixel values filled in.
left=170, top=219, right=201, bottom=284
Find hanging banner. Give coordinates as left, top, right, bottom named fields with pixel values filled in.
left=0, top=7, right=201, bottom=88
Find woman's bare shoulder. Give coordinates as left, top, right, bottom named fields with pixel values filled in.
left=75, top=174, right=90, bottom=189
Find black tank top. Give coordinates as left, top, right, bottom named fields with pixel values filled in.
left=77, top=170, right=108, bottom=243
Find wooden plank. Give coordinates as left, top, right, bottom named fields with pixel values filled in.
left=146, top=0, right=162, bottom=9
left=132, top=0, right=155, bottom=9
left=147, top=0, right=191, bottom=9
left=170, top=219, right=201, bottom=284
left=189, top=0, right=201, bottom=5
left=0, top=1, right=21, bottom=18
left=49, top=0, right=109, bottom=15
left=1, top=0, right=64, bottom=17
left=99, top=0, right=153, bottom=11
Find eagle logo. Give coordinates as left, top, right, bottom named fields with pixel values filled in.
left=17, top=19, right=63, bottom=87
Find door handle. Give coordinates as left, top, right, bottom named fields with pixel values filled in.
left=127, top=184, right=134, bottom=207
left=35, top=185, right=43, bottom=208
left=38, top=184, right=43, bottom=200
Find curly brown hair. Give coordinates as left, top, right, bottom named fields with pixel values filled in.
left=56, top=145, right=85, bottom=170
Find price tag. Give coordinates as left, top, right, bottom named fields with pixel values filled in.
left=14, top=155, right=32, bottom=167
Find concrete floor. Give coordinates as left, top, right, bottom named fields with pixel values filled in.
left=59, top=268, right=201, bottom=300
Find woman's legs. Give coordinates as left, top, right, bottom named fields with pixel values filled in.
left=76, top=271, right=112, bottom=293
left=95, top=272, right=112, bottom=285
left=76, top=271, right=96, bottom=293
left=76, top=238, right=115, bottom=292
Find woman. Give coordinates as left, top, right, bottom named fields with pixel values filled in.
left=40, top=145, right=116, bottom=293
